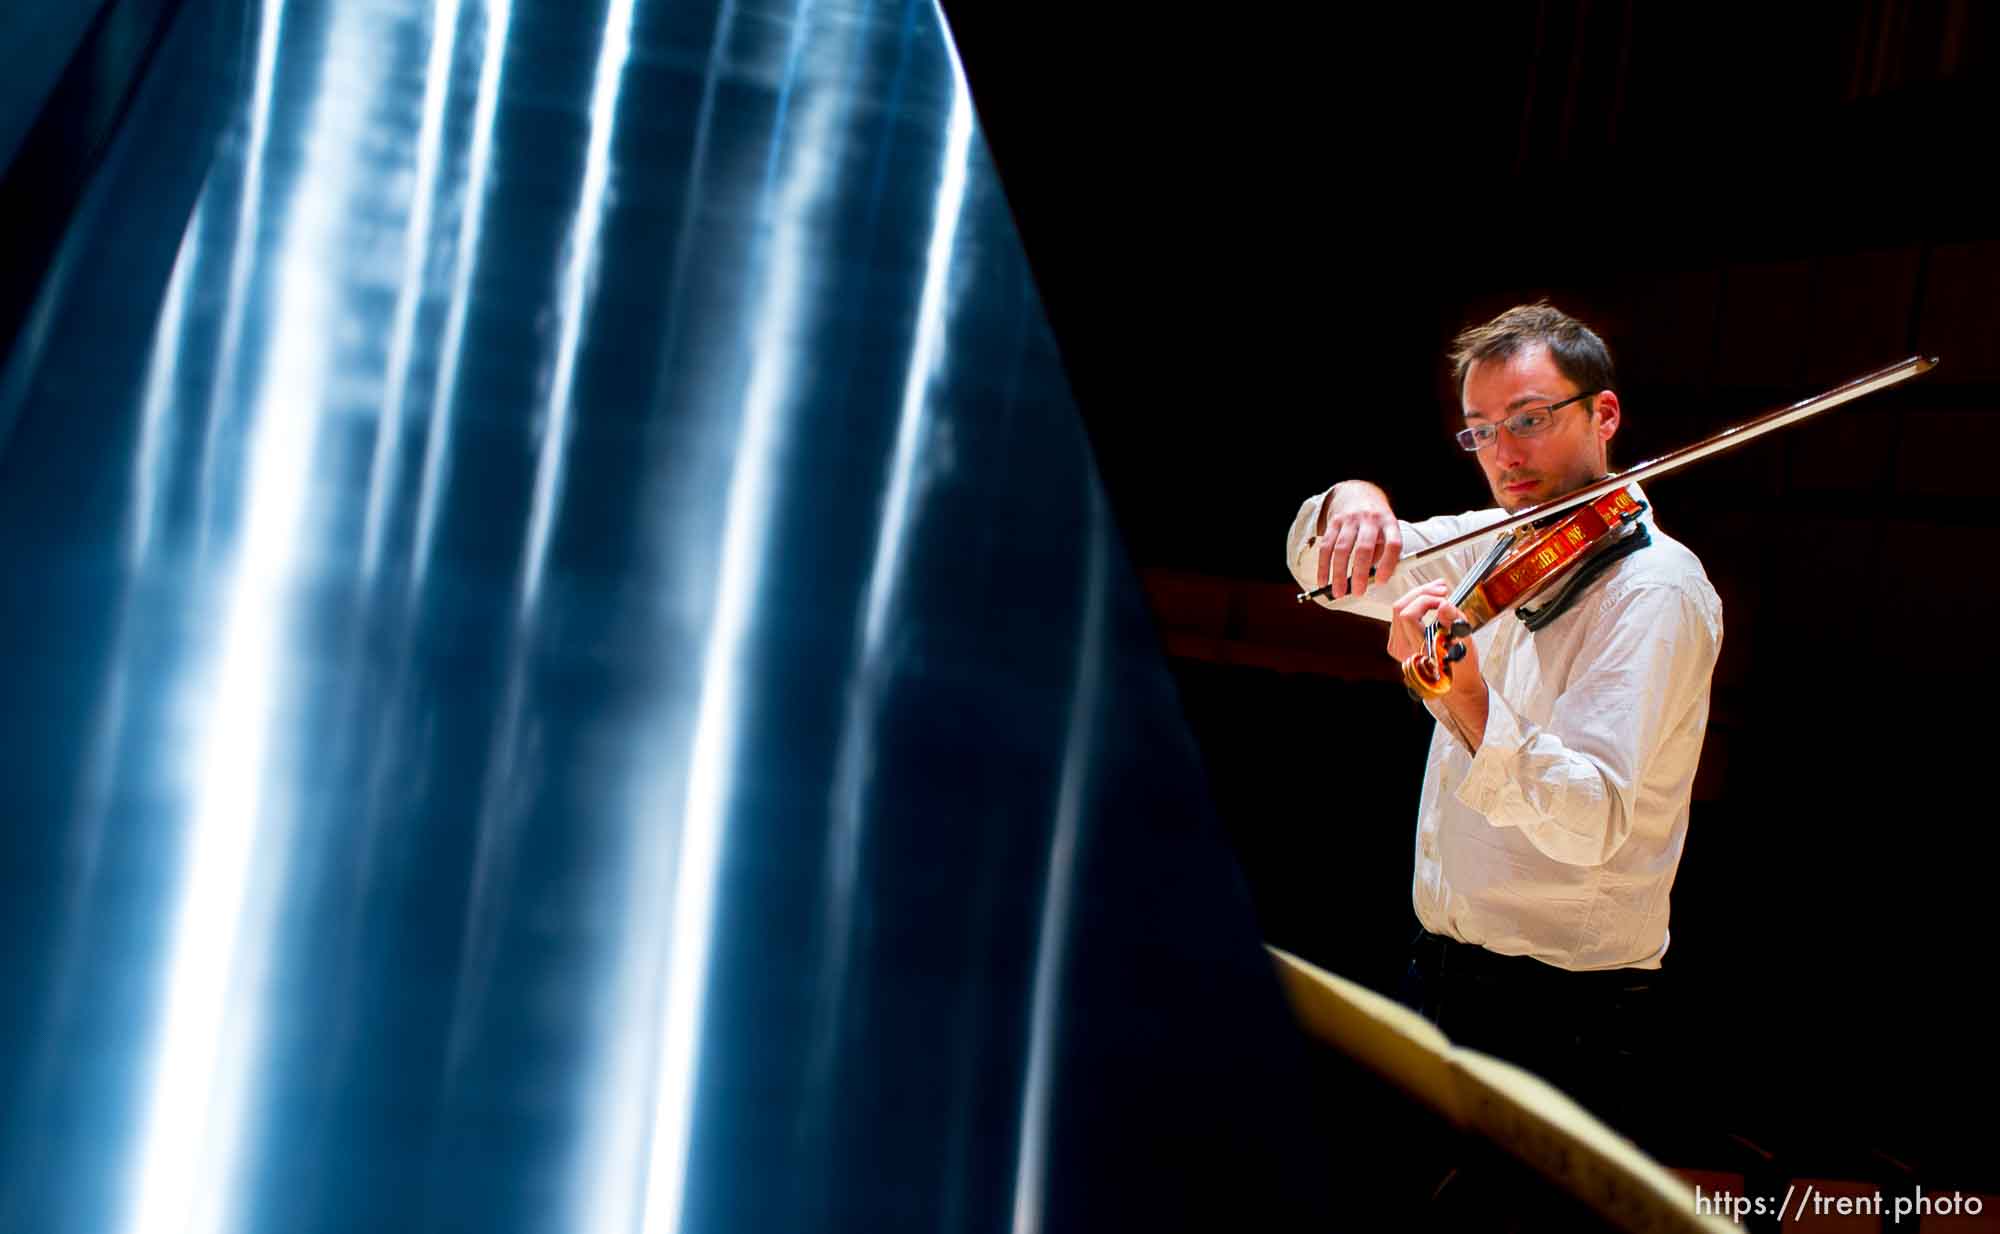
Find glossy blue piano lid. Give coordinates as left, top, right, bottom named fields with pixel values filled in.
left=0, top=2, right=1337, bottom=1231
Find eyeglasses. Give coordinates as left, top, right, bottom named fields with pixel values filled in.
left=1454, top=391, right=1597, bottom=452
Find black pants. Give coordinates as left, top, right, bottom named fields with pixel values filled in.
left=1397, top=928, right=1687, bottom=1163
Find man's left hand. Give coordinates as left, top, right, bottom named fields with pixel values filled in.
left=1435, top=599, right=1484, bottom=703
left=1390, top=584, right=1487, bottom=733
left=1389, top=587, right=1482, bottom=691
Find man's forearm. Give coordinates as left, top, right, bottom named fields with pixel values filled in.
left=1433, top=684, right=1488, bottom=752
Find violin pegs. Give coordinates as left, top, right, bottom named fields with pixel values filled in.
left=1449, top=620, right=1470, bottom=639
left=1447, top=642, right=1466, bottom=663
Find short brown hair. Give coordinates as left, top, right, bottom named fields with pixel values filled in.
left=1448, top=302, right=1616, bottom=401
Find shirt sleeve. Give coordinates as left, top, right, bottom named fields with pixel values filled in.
left=1284, top=487, right=1507, bottom=623
left=1451, top=579, right=1722, bottom=867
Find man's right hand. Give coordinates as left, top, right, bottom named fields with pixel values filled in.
left=1314, top=480, right=1402, bottom=599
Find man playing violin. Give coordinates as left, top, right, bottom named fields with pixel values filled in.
left=1284, top=303, right=1723, bottom=1159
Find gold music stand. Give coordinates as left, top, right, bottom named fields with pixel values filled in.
left=1270, top=946, right=1740, bottom=1234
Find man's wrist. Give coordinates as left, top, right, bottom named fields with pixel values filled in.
left=1316, top=482, right=1347, bottom=535
left=1440, top=681, right=1488, bottom=747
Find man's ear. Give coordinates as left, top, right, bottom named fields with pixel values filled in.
left=1592, top=389, right=1621, bottom=445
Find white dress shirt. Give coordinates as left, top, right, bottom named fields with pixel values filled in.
left=1285, top=481, right=1723, bottom=971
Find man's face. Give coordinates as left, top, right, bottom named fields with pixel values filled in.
left=1461, top=345, right=1620, bottom=512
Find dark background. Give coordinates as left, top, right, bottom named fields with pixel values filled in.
left=941, top=0, right=2000, bottom=1189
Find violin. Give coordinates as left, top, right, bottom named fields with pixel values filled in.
left=1401, top=486, right=1644, bottom=698
left=1296, top=354, right=1940, bottom=698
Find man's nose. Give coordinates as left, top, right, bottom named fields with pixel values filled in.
left=1493, top=429, right=1529, bottom=467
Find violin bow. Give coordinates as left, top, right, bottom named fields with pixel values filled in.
left=1296, top=354, right=1938, bottom=603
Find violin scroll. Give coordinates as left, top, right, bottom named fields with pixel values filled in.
left=1402, top=619, right=1469, bottom=700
